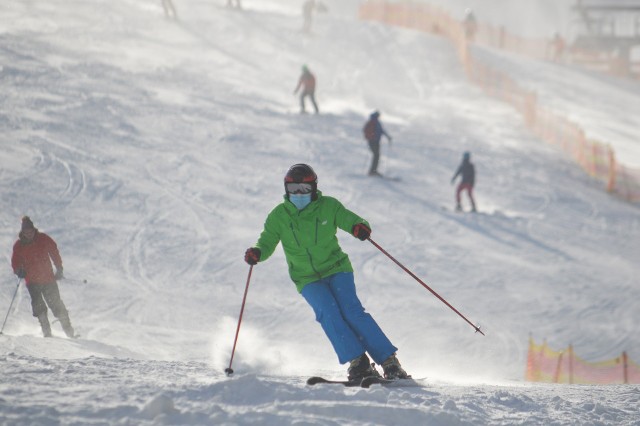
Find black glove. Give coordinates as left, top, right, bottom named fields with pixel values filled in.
left=352, top=223, right=371, bottom=241
left=16, top=269, right=26, bottom=279
left=54, top=267, right=64, bottom=280
left=244, top=248, right=261, bottom=265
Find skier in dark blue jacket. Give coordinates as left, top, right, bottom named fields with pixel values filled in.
left=363, top=111, right=392, bottom=176
left=451, top=151, right=477, bottom=212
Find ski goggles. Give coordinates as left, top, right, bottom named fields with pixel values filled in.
left=286, top=183, right=313, bottom=194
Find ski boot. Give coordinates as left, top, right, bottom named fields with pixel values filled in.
left=347, top=353, right=380, bottom=382
left=381, top=354, right=410, bottom=379
left=37, top=314, right=52, bottom=338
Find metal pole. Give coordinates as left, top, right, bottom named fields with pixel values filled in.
left=368, top=237, right=485, bottom=335
left=0, top=278, right=22, bottom=335
left=225, top=265, right=254, bottom=376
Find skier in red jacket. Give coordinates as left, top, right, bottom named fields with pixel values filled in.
left=11, top=216, right=75, bottom=338
left=294, top=65, right=319, bottom=114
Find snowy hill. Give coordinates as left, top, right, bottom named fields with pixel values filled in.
left=1, top=0, right=639, bottom=424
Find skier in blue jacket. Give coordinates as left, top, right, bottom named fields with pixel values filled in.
left=363, top=111, right=392, bottom=177
left=451, top=151, right=477, bottom=212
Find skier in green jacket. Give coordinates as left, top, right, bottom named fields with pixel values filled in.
left=244, top=163, right=409, bottom=381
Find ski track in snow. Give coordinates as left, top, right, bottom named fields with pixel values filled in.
left=1, top=0, right=640, bottom=424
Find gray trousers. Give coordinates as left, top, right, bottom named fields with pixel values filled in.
left=26, top=282, right=70, bottom=320
left=300, top=91, right=319, bottom=113
left=368, top=138, right=381, bottom=174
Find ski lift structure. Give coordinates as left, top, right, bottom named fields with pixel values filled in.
left=569, top=0, right=640, bottom=77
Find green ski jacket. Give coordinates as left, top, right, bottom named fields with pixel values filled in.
left=255, top=191, right=369, bottom=292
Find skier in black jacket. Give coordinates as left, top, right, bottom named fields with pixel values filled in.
left=451, top=151, right=476, bottom=212
left=363, top=111, right=392, bottom=177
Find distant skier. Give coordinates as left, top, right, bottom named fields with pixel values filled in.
left=549, top=32, right=565, bottom=62
left=451, top=151, right=477, bottom=212
left=226, top=0, right=241, bottom=9
left=293, top=65, right=319, bottom=114
left=363, top=111, right=392, bottom=177
left=463, top=8, right=477, bottom=42
left=302, top=0, right=315, bottom=33
left=11, top=216, right=76, bottom=338
left=162, top=0, right=178, bottom=20
left=244, top=164, right=409, bottom=381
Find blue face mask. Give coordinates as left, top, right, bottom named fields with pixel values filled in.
left=289, top=193, right=312, bottom=210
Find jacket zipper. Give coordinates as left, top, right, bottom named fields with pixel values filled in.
left=290, top=223, right=301, bottom=246
left=290, top=222, right=321, bottom=278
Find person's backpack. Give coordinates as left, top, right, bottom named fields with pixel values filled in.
left=363, top=119, right=376, bottom=141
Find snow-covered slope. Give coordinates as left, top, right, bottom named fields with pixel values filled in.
left=1, top=0, right=639, bottom=424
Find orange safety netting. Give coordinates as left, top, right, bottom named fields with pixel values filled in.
left=358, top=1, right=640, bottom=204
left=526, top=337, right=640, bottom=384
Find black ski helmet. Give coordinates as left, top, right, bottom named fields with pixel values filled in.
left=284, top=163, right=318, bottom=200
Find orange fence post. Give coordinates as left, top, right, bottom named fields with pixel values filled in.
left=623, top=351, right=629, bottom=384
left=524, top=92, right=537, bottom=127
left=554, top=350, right=564, bottom=383
left=568, top=344, right=574, bottom=384
left=538, top=339, right=547, bottom=382
left=526, top=335, right=536, bottom=381
left=608, top=147, right=617, bottom=193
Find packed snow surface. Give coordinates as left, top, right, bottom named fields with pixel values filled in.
left=1, top=0, right=639, bottom=424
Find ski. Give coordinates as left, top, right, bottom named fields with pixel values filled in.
left=360, top=376, right=421, bottom=388
left=306, top=376, right=363, bottom=387
left=307, top=375, right=422, bottom=388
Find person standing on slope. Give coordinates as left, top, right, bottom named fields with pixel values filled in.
left=302, top=0, right=315, bottom=33
left=11, top=216, right=76, bottom=338
left=451, top=151, right=477, bottom=212
left=293, top=65, right=319, bottom=114
left=244, top=164, right=409, bottom=381
left=463, top=8, right=477, bottom=42
left=162, top=0, right=178, bottom=19
left=363, top=111, right=392, bottom=177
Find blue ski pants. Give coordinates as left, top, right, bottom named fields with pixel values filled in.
left=301, top=272, right=397, bottom=365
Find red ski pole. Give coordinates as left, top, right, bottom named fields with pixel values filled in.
left=368, top=238, right=484, bottom=336
left=225, top=265, right=254, bottom=376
